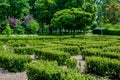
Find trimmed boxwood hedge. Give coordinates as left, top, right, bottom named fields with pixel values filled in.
left=102, top=46, right=120, bottom=53
left=14, top=47, right=34, bottom=55
left=7, top=40, right=27, bottom=47
left=64, top=58, right=77, bottom=69
left=54, top=46, right=80, bottom=55
left=86, top=56, right=120, bottom=79
left=34, top=48, right=70, bottom=65
left=93, top=29, right=120, bottom=35
left=81, top=48, right=120, bottom=60
left=25, top=61, right=107, bottom=80
left=0, top=51, right=32, bottom=72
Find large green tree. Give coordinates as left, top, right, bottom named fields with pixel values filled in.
left=34, top=0, right=56, bottom=23
left=82, top=0, right=97, bottom=23
left=105, top=2, right=120, bottom=24
left=28, top=0, right=37, bottom=14
left=65, top=0, right=85, bottom=8
left=96, top=0, right=120, bottom=24
left=0, top=0, right=9, bottom=23
left=26, top=20, right=39, bottom=34
left=8, top=0, right=30, bottom=19
left=55, top=0, right=66, bottom=10
left=51, top=8, right=92, bottom=36
left=0, top=0, right=10, bottom=33
left=33, top=0, right=56, bottom=33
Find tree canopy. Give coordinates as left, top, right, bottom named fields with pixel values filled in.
left=51, top=8, right=92, bottom=35
left=0, top=0, right=120, bottom=35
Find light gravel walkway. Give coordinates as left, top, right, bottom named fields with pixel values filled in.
left=0, top=68, right=27, bottom=80
left=71, top=55, right=86, bottom=73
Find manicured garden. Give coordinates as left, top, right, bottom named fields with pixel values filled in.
left=0, top=35, right=119, bottom=80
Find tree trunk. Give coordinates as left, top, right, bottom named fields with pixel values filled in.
left=59, top=27, right=62, bottom=34
left=72, top=29, right=75, bottom=38
left=49, top=27, right=53, bottom=34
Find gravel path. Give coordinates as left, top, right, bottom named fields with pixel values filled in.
left=0, top=68, right=27, bottom=80
left=71, top=55, right=86, bottom=73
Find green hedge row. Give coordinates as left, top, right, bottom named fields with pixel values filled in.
left=25, top=61, right=107, bottom=80
left=93, top=29, right=120, bottom=35
left=7, top=40, right=27, bottom=47
left=0, top=51, right=32, bottom=72
left=102, top=46, right=120, bottom=53
left=81, top=48, right=120, bottom=60
left=78, top=43, right=110, bottom=51
left=86, top=56, right=120, bottom=79
left=64, top=58, right=77, bottom=69
left=34, top=49, right=70, bottom=65
left=55, top=46, right=80, bottom=55
left=0, top=41, right=4, bottom=50
left=14, top=47, right=34, bottom=55
left=0, top=36, right=70, bottom=42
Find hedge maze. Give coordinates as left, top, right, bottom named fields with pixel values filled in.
left=0, top=35, right=120, bottom=80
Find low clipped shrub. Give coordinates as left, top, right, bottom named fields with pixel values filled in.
left=0, top=42, right=4, bottom=50
left=26, top=20, right=39, bottom=34
left=56, top=46, right=80, bottom=55
left=7, top=40, right=27, bottom=47
left=2, top=24, right=13, bottom=36
left=26, top=60, right=107, bottom=80
left=34, top=48, right=70, bottom=65
left=13, top=25, right=25, bottom=35
left=25, top=61, right=61, bottom=80
left=81, top=48, right=120, bottom=60
left=64, top=58, right=77, bottom=69
left=78, top=43, right=107, bottom=51
left=0, top=41, right=4, bottom=48
left=81, top=48, right=101, bottom=58
left=86, top=56, right=120, bottom=79
left=102, top=46, right=120, bottom=53
left=14, top=47, right=34, bottom=55
left=0, top=51, right=32, bottom=72
left=93, top=29, right=120, bottom=35
left=0, top=41, right=4, bottom=45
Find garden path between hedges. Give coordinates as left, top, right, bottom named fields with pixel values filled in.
left=0, top=68, right=27, bottom=80
left=0, top=55, right=85, bottom=80
left=71, top=55, right=86, bottom=73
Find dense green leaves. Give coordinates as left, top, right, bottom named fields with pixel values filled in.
left=105, top=2, right=120, bottom=24
left=0, top=51, right=32, bottom=72
left=34, top=48, right=70, bottom=65
left=51, top=8, right=92, bottom=35
left=13, top=25, right=25, bottom=34
left=8, top=0, right=30, bottom=19
left=2, top=24, right=12, bottom=36
left=26, top=20, right=39, bottom=34
left=0, top=0, right=119, bottom=35
left=34, top=0, right=56, bottom=24
left=0, top=0, right=9, bottom=23
left=0, top=34, right=119, bottom=79
left=26, top=60, right=107, bottom=80
left=86, top=56, right=120, bottom=79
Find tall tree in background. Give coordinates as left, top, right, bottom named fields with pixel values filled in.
left=83, top=0, right=97, bottom=23
left=65, top=0, right=85, bottom=8
left=28, top=0, right=37, bottom=14
left=33, top=0, right=56, bottom=33
left=105, top=2, right=120, bottom=24
left=96, top=0, right=120, bottom=24
left=51, top=8, right=92, bottom=36
left=83, top=0, right=97, bottom=13
left=55, top=0, right=66, bottom=10
left=8, top=0, right=30, bottom=19
left=0, top=0, right=10, bottom=33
